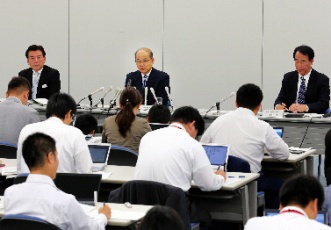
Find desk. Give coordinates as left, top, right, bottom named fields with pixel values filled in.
left=101, top=165, right=260, bottom=224
left=0, top=196, right=152, bottom=228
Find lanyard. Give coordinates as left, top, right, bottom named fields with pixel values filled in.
left=169, top=124, right=184, bottom=130
left=280, top=209, right=305, bottom=216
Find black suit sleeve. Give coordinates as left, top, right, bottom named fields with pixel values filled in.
left=307, top=74, right=330, bottom=113
left=47, top=68, right=61, bottom=98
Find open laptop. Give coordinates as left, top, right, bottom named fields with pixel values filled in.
left=88, top=143, right=111, bottom=172
left=265, top=209, right=328, bottom=225
left=202, top=144, right=229, bottom=171
left=273, top=127, right=284, bottom=138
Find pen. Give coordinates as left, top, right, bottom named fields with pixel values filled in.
left=216, top=165, right=221, bottom=171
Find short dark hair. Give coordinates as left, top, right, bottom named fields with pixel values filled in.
left=147, top=104, right=171, bottom=124
left=293, top=45, right=314, bottom=61
left=22, top=132, right=56, bottom=170
left=170, top=106, right=205, bottom=136
left=280, top=174, right=324, bottom=209
left=46, top=93, right=77, bottom=119
left=74, top=114, right=98, bottom=135
left=7, top=76, right=31, bottom=95
left=138, top=206, right=185, bottom=230
left=236, top=83, right=263, bottom=110
left=25, top=45, right=46, bottom=58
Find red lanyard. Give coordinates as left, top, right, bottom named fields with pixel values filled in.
left=280, top=209, right=305, bottom=216
left=170, top=124, right=184, bottom=130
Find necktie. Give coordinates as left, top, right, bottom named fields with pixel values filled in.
left=143, top=75, right=147, bottom=88
left=32, top=72, right=40, bottom=99
left=297, top=77, right=306, bottom=104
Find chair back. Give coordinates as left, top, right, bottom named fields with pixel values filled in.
left=149, top=123, right=169, bottom=131
left=227, top=155, right=251, bottom=173
left=0, top=142, right=17, bottom=159
left=0, top=214, right=60, bottom=230
left=109, top=180, right=191, bottom=230
left=54, top=173, right=101, bottom=202
left=107, top=145, right=138, bottom=166
left=13, top=173, right=29, bottom=184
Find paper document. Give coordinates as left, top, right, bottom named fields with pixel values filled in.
left=288, top=147, right=312, bottom=154
left=2, top=166, right=17, bottom=176
left=92, top=171, right=112, bottom=179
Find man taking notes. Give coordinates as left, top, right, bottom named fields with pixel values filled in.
left=5, top=132, right=111, bottom=229
left=274, top=45, right=330, bottom=113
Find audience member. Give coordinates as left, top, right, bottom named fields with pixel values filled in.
left=74, top=113, right=101, bottom=143
left=138, top=206, right=185, bottom=230
left=201, top=83, right=289, bottom=208
left=274, top=45, right=330, bottom=113
left=17, top=92, right=93, bottom=173
left=18, top=44, right=61, bottom=99
left=147, top=104, right=171, bottom=124
left=245, top=174, right=330, bottom=230
left=324, top=129, right=331, bottom=186
left=102, top=87, right=151, bottom=153
left=125, top=48, right=170, bottom=105
left=5, top=132, right=111, bottom=229
left=0, top=77, right=39, bottom=144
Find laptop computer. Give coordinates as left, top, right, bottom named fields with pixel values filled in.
left=88, top=143, right=111, bottom=172
left=202, top=144, right=229, bottom=171
left=273, top=127, right=284, bottom=138
left=265, top=209, right=328, bottom=225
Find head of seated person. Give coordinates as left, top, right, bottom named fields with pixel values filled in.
left=147, top=104, right=171, bottom=124
left=116, top=87, right=142, bottom=138
left=6, top=76, right=31, bottom=105
left=74, top=113, right=98, bottom=135
left=138, top=206, right=185, bottom=230
left=236, top=83, right=263, bottom=115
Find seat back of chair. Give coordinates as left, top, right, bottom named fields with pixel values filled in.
left=149, top=123, right=169, bottom=131
left=107, top=145, right=138, bottom=166
left=13, top=173, right=29, bottom=184
left=0, top=214, right=60, bottom=230
left=227, top=155, right=251, bottom=173
left=0, top=142, right=17, bottom=159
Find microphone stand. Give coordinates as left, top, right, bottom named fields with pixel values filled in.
left=88, top=95, right=93, bottom=111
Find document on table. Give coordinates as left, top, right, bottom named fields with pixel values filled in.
left=2, top=166, right=17, bottom=176
left=288, top=147, right=312, bottom=154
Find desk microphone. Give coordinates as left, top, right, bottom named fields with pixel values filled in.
left=165, top=86, right=172, bottom=107
left=144, top=87, right=148, bottom=106
left=217, top=92, right=235, bottom=105
left=106, top=88, right=122, bottom=115
left=205, top=92, right=235, bottom=117
left=299, top=117, right=313, bottom=148
left=94, top=86, right=112, bottom=108
left=77, top=87, right=104, bottom=106
left=150, top=88, right=159, bottom=105
left=127, top=79, right=132, bottom=87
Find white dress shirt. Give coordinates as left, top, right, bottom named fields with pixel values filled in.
left=200, top=107, right=289, bottom=173
left=17, top=117, right=93, bottom=173
left=4, top=174, right=107, bottom=230
left=244, top=206, right=330, bottom=230
left=134, top=123, right=224, bottom=192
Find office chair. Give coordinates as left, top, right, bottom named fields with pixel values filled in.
left=13, top=173, right=29, bottom=184
left=149, top=123, right=169, bottom=131
left=227, top=155, right=251, bottom=173
left=0, top=214, right=60, bottom=230
left=107, top=145, right=138, bottom=166
left=108, top=180, right=193, bottom=230
left=54, top=173, right=101, bottom=204
left=0, top=142, right=17, bottom=159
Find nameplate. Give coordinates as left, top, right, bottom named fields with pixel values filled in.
left=262, top=110, right=284, bottom=118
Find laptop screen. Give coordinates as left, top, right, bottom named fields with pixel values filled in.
left=88, top=144, right=110, bottom=163
left=265, top=209, right=327, bottom=224
left=273, top=127, right=284, bottom=138
left=202, top=144, right=229, bottom=166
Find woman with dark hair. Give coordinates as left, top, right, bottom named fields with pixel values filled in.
left=102, top=87, right=151, bottom=153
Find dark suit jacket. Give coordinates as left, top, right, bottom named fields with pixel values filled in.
left=125, top=68, right=170, bottom=106
left=18, top=65, right=61, bottom=99
left=274, top=69, right=330, bottom=114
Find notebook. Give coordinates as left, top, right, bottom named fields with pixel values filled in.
left=273, top=127, right=284, bottom=138
left=88, top=143, right=111, bottom=172
left=202, top=144, right=229, bottom=171
left=265, top=209, right=328, bottom=225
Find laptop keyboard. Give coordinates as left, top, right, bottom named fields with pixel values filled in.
left=79, top=201, right=95, bottom=206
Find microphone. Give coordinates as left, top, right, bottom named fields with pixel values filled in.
left=77, top=87, right=104, bottom=106
left=205, top=92, right=235, bottom=117
left=144, top=87, right=148, bottom=106
left=150, top=88, right=159, bottom=105
left=217, top=92, right=235, bottom=105
left=109, top=88, right=122, bottom=108
left=165, top=86, right=172, bottom=107
left=94, top=86, right=112, bottom=108
left=127, top=79, right=132, bottom=87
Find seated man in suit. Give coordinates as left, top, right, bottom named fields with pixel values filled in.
left=5, top=132, right=111, bottom=229
left=19, top=44, right=61, bottom=99
left=245, top=175, right=330, bottom=230
left=125, top=48, right=170, bottom=106
left=0, top=77, right=39, bottom=144
left=17, top=92, right=93, bottom=174
left=274, top=45, right=330, bottom=113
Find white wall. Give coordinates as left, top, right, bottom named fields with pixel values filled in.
left=0, top=0, right=331, bottom=111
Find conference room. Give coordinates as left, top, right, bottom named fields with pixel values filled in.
left=1, top=0, right=331, bottom=229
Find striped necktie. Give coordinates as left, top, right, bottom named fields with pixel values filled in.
left=143, top=75, right=147, bottom=88
left=297, top=77, right=306, bottom=104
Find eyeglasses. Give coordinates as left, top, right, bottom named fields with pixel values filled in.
left=135, top=59, right=152, bottom=64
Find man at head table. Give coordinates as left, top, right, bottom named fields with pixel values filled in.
left=274, top=45, right=330, bottom=114
left=4, top=132, right=111, bottom=229
left=124, top=47, right=170, bottom=106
